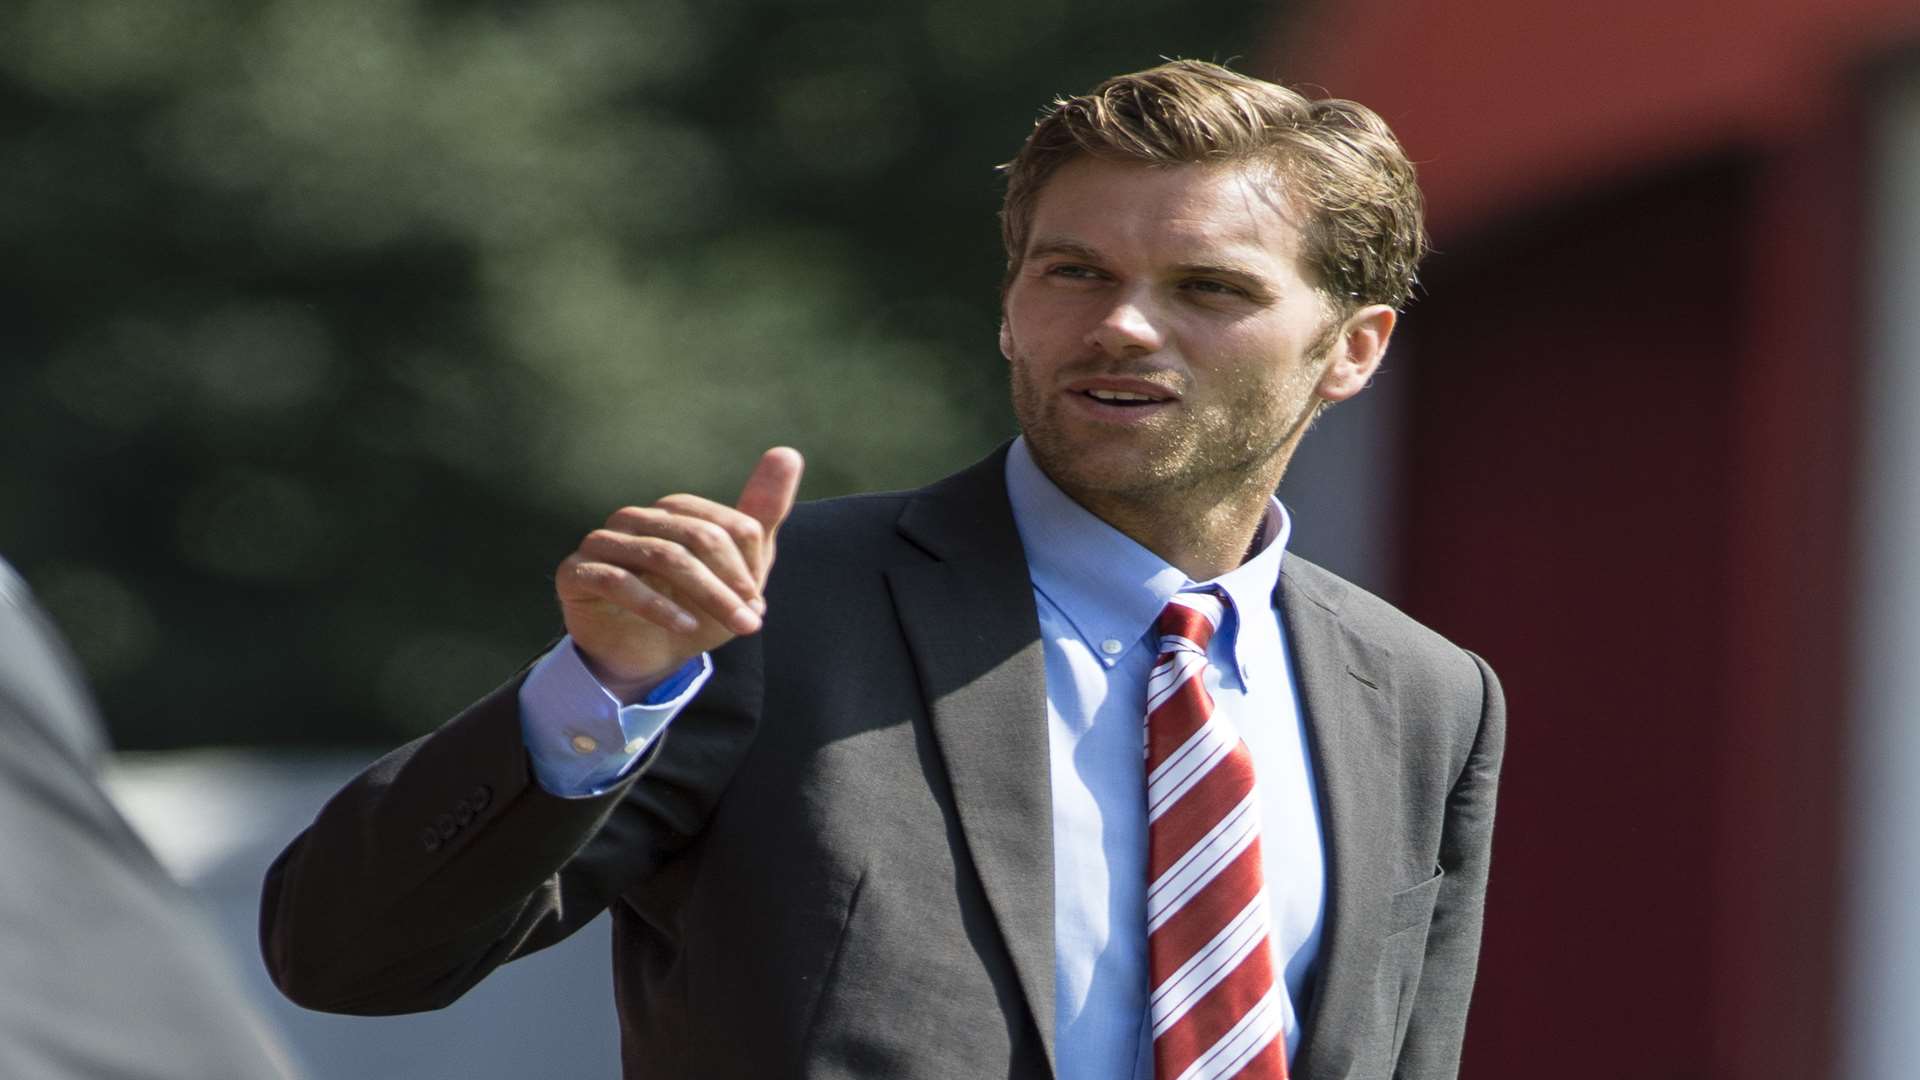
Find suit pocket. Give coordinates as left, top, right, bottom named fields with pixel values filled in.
left=1358, top=868, right=1444, bottom=1074
left=1387, top=868, right=1444, bottom=935
left=797, top=860, right=870, bottom=1060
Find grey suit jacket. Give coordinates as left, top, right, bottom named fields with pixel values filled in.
left=263, top=447, right=1503, bottom=1080
left=0, top=558, right=295, bottom=1080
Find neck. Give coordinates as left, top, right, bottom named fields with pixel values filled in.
left=1080, top=482, right=1275, bottom=581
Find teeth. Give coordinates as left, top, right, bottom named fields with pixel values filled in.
left=1087, top=389, right=1159, bottom=402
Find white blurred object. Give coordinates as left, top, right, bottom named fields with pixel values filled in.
left=106, top=750, right=621, bottom=1080
left=105, top=750, right=360, bottom=884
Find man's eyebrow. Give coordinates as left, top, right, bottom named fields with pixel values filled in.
left=1172, top=259, right=1270, bottom=281
left=1024, top=237, right=1104, bottom=262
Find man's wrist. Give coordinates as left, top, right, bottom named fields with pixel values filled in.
left=573, top=646, right=698, bottom=706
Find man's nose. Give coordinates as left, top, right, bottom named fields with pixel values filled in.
left=1083, top=294, right=1165, bottom=356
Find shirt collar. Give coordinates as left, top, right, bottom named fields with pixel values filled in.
left=1004, top=437, right=1292, bottom=667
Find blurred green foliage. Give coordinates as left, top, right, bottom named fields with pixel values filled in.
left=0, top=0, right=1268, bottom=747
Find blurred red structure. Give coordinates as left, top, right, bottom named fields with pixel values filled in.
left=1267, top=3, right=1920, bottom=1076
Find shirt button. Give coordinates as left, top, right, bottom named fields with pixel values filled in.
left=570, top=734, right=599, bottom=754
left=624, top=738, right=646, bottom=755
left=1100, top=639, right=1124, bottom=655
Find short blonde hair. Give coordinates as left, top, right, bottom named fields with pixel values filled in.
left=998, top=60, right=1427, bottom=311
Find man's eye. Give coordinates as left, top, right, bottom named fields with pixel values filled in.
left=1045, top=264, right=1102, bottom=280
left=1184, top=278, right=1247, bottom=298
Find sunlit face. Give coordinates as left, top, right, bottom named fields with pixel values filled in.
left=1000, top=156, right=1389, bottom=517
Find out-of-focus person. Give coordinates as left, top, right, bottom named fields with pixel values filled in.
left=0, top=556, right=296, bottom=1080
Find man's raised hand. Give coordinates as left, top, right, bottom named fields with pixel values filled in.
left=555, top=447, right=804, bottom=701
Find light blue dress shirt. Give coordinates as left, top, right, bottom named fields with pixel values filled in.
left=519, top=438, right=1325, bottom=1073
left=1002, top=439, right=1325, bottom=1078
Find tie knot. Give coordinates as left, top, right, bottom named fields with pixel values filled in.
left=1155, top=591, right=1224, bottom=653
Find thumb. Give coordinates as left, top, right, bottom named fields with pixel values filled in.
left=736, top=446, right=804, bottom=538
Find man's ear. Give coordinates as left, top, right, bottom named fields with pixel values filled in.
left=998, top=317, right=1014, bottom=362
left=1315, top=303, right=1396, bottom=403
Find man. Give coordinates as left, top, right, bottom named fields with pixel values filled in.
left=263, top=61, right=1503, bottom=1079
left=0, top=557, right=297, bottom=1079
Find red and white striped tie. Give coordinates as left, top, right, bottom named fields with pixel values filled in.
left=1146, top=592, right=1288, bottom=1080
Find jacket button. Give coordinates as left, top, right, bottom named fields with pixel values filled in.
left=435, top=814, right=458, bottom=840
left=420, top=827, right=442, bottom=853
left=454, top=804, right=475, bottom=827
left=468, top=785, right=492, bottom=811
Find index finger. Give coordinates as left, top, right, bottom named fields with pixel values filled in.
left=735, top=445, right=804, bottom=540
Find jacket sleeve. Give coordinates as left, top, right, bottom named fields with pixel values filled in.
left=259, top=635, right=761, bottom=1015
left=1394, top=651, right=1505, bottom=1079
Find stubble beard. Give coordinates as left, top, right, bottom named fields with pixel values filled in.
left=1006, top=348, right=1320, bottom=531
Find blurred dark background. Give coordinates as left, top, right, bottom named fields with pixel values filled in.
left=0, top=0, right=1277, bottom=750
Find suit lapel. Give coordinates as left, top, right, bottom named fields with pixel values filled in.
left=887, top=449, right=1058, bottom=1077
left=1279, top=562, right=1401, bottom=1080
left=873, top=456, right=1400, bottom=1080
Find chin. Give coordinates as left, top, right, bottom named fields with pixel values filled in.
left=1033, top=439, right=1174, bottom=501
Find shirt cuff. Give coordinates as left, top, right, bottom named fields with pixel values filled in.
left=518, top=637, right=712, bottom=799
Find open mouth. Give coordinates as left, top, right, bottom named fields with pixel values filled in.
left=1078, top=387, right=1174, bottom=407
left=1083, top=389, right=1162, bottom=406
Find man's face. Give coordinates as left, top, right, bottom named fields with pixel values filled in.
left=1000, top=157, right=1386, bottom=515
